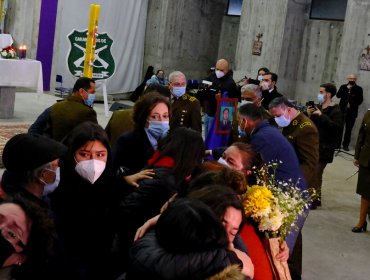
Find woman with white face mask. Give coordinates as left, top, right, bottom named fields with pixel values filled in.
left=50, top=122, right=122, bottom=280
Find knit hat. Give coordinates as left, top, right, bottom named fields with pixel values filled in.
left=2, top=133, right=67, bottom=172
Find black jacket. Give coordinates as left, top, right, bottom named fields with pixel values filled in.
left=116, top=167, right=179, bottom=272
left=112, top=127, right=154, bottom=175
left=310, top=104, right=343, bottom=163
left=261, top=87, right=283, bottom=110
left=336, top=83, right=363, bottom=119
left=127, top=231, right=242, bottom=280
left=201, top=72, right=240, bottom=117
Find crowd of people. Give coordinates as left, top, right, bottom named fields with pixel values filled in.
left=0, top=58, right=368, bottom=280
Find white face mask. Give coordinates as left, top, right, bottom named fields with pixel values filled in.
left=257, top=75, right=263, bottom=81
left=215, top=70, right=225, bottom=79
left=274, top=113, right=291, bottom=128
left=261, top=81, right=270, bottom=91
left=240, top=100, right=254, bottom=106
left=43, top=167, right=60, bottom=196
left=75, top=159, right=106, bottom=184
left=217, top=157, right=230, bottom=167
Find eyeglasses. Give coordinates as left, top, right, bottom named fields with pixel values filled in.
left=0, top=227, right=26, bottom=251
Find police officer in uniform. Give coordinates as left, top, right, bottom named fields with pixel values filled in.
left=168, top=71, right=202, bottom=132
left=269, top=96, right=319, bottom=280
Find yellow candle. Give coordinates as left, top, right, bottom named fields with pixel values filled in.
left=83, top=4, right=100, bottom=78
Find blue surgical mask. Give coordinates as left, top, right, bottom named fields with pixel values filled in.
left=84, top=93, right=96, bottom=107
left=238, top=119, right=248, bottom=137
left=257, top=75, right=263, bottom=81
left=147, top=120, right=170, bottom=140
left=43, top=167, right=60, bottom=196
left=172, top=87, right=186, bottom=98
left=317, top=94, right=325, bottom=105
left=274, top=114, right=291, bottom=128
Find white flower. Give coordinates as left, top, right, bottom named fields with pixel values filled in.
left=1, top=51, right=7, bottom=56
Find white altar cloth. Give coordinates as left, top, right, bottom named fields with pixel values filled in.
left=0, top=59, right=43, bottom=93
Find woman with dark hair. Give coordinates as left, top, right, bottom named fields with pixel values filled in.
left=49, top=122, right=121, bottom=280
left=116, top=127, right=204, bottom=273
left=128, top=198, right=244, bottom=280
left=256, top=67, right=270, bottom=81
left=112, top=92, right=171, bottom=192
left=0, top=194, right=57, bottom=280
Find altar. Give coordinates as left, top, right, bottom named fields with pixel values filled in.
left=0, top=59, right=43, bottom=118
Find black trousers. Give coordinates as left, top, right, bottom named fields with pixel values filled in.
left=288, top=231, right=302, bottom=280
left=342, top=117, right=356, bottom=148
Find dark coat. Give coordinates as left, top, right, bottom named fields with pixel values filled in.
left=47, top=95, right=98, bottom=141
left=116, top=167, right=179, bottom=271
left=261, top=88, right=282, bottom=110
left=170, top=93, right=202, bottom=132
left=49, top=164, right=120, bottom=280
left=201, top=72, right=240, bottom=117
left=126, top=231, right=242, bottom=280
left=355, top=110, right=370, bottom=167
left=112, top=128, right=154, bottom=175
left=336, top=83, right=363, bottom=119
left=310, top=104, right=343, bottom=163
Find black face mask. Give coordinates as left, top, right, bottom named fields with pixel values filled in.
left=348, top=81, right=355, bottom=85
left=0, top=234, right=15, bottom=267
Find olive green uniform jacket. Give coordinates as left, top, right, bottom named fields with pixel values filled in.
left=170, top=93, right=202, bottom=132
left=282, top=112, right=319, bottom=188
left=105, top=109, right=134, bottom=148
left=47, top=95, right=98, bottom=141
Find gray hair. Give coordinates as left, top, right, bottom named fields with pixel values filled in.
left=168, top=71, right=186, bottom=82
left=241, top=84, right=262, bottom=99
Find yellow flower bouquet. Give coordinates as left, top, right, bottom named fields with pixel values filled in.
left=243, top=162, right=315, bottom=280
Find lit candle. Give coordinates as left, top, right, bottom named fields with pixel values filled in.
left=18, top=45, right=27, bottom=59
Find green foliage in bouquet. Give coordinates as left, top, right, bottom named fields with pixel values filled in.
left=243, top=161, right=316, bottom=240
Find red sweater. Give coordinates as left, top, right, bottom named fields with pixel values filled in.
left=240, top=223, right=273, bottom=280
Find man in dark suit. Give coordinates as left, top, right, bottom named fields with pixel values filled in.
left=219, top=107, right=232, bottom=131
left=260, top=72, right=283, bottom=110
left=336, top=73, right=363, bottom=151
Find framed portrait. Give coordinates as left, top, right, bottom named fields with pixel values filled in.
left=215, top=98, right=238, bottom=134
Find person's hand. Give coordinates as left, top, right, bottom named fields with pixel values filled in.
left=134, top=214, right=160, bottom=241
left=275, top=240, right=289, bottom=261
left=124, top=169, right=155, bottom=187
left=306, top=106, right=315, bottom=116
left=311, top=107, right=322, bottom=116
left=353, top=159, right=360, bottom=167
left=231, top=247, right=254, bottom=279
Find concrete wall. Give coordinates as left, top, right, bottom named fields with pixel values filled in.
left=217, top=15, right=240, bottom=70
left=4, top=0, right=41, bottom=59
left=335, top=0, right=370, bottom=146
left=294, top=20, right=344, bottom=103
left=234, top=0, right=289, bottom=80
left=143, top=0, right=228, bottom=80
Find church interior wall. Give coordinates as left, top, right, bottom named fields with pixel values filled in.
left=143, top=0, right=228, bottom=80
